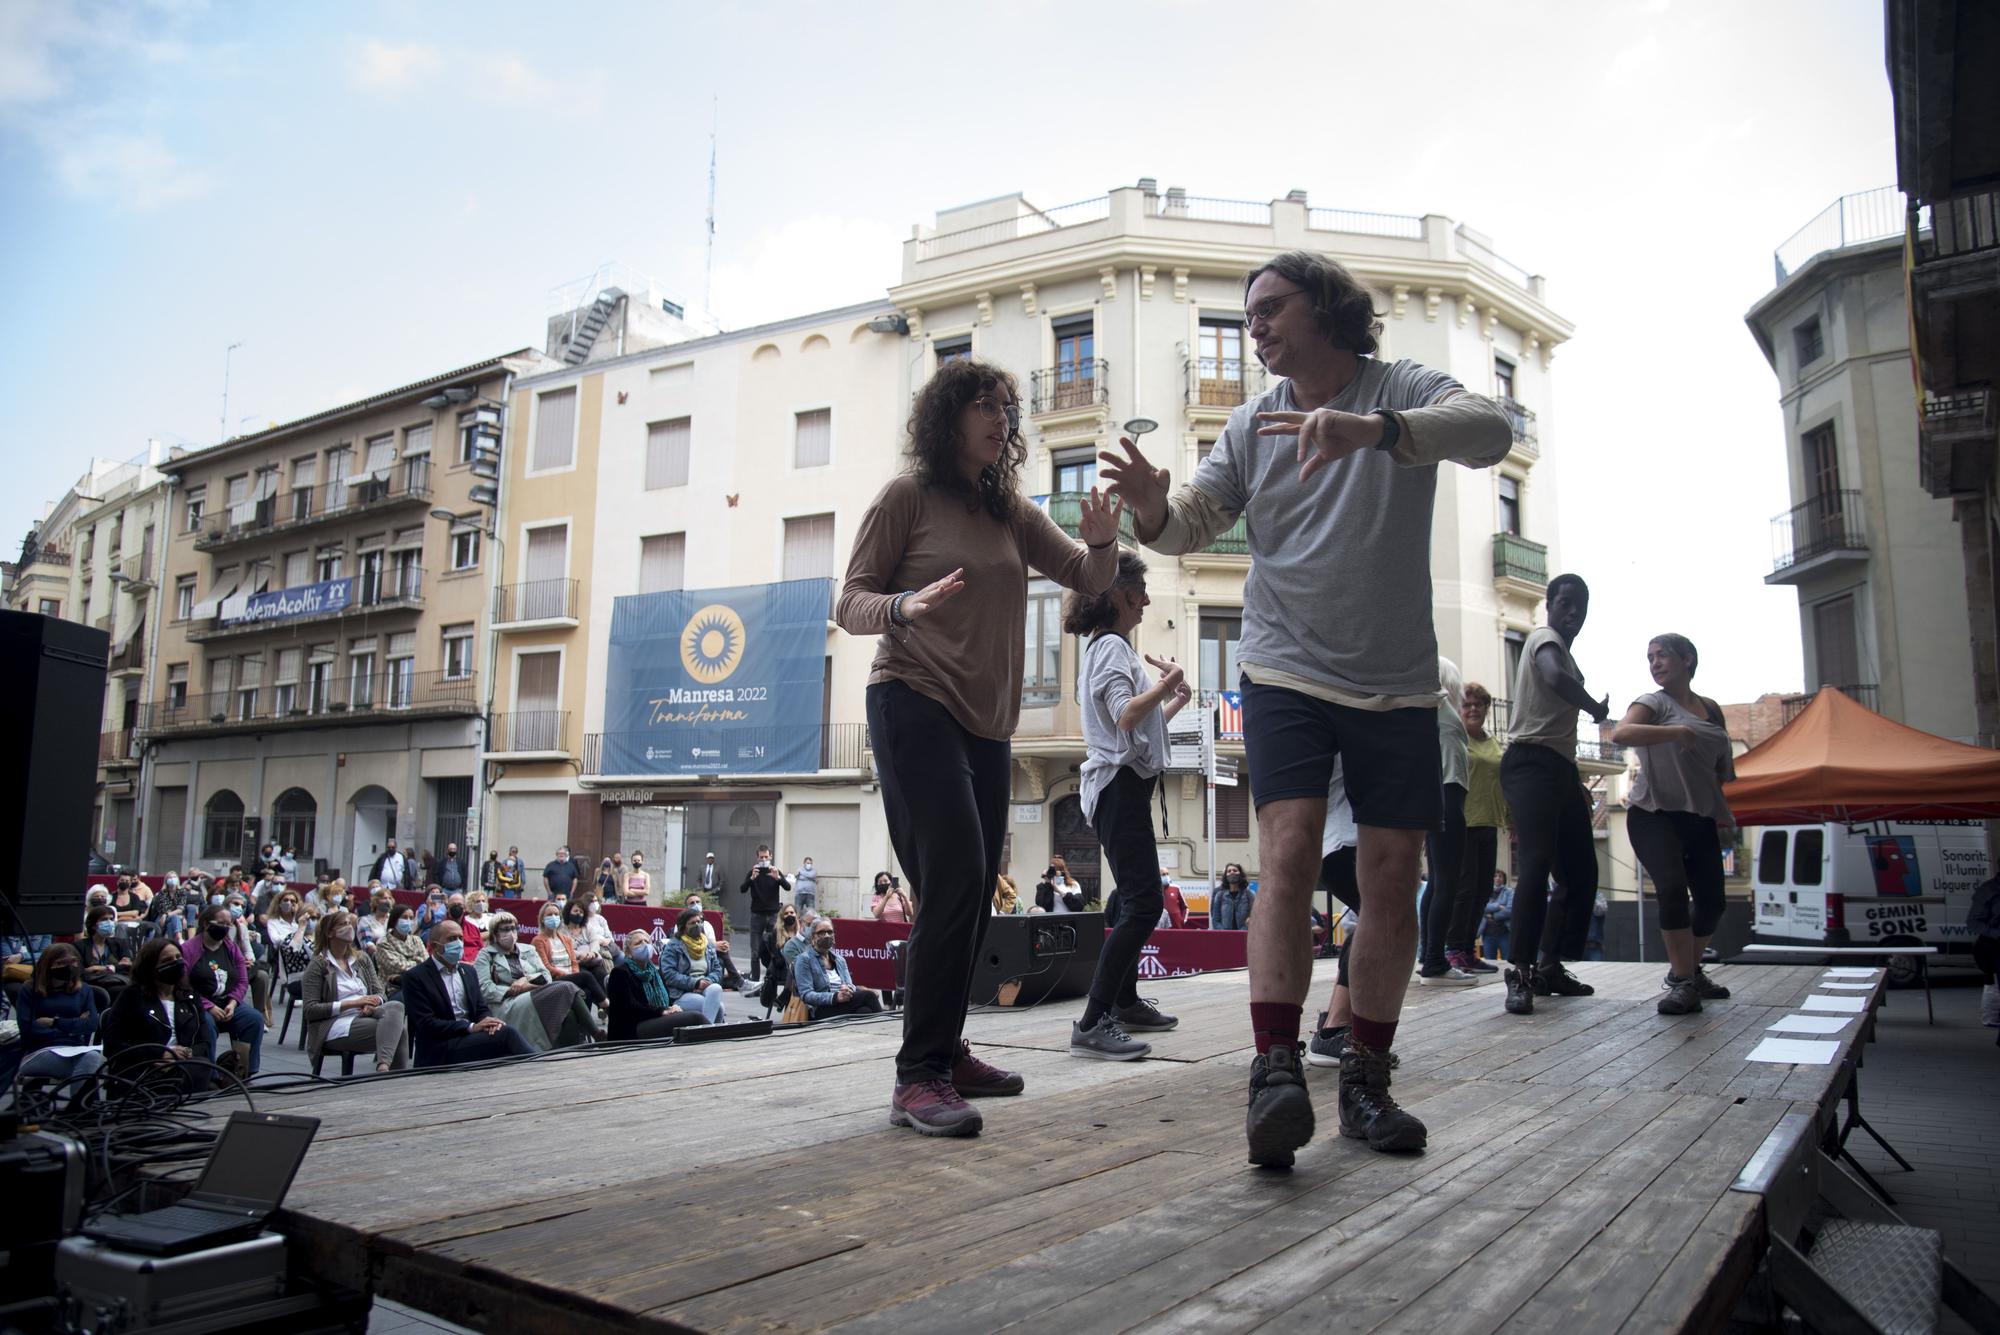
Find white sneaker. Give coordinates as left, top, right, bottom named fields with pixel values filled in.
left=1982, top=983, right=1999, bottom=1028
left=1417, top=966, right=1480, bottom=987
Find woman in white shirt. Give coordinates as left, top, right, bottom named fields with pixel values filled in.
left=301, top=910, right=408, bottom=1073
left=1064, top=551, right=1190, bottom=1060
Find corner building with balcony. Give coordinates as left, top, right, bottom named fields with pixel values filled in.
left=137, top=351, right=551, bottom=878
left=1747, top=191, right=1978, bottom=740
left=495, top=182, right=1580, bottom=916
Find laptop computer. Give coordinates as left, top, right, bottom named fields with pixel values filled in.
left=85, top=1111, right=320, bottom=1256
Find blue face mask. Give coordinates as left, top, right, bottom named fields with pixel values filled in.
left=631, top=943, right=654, bottom=965
left=440, top=940, right=465, bottom=966
left=542, top=916, right=560, bottom=931
left=394, top=919, right=415, bottom=936
left=96, top=919, right=115, bottom=936
left=209, top=895, right=226, bottom=907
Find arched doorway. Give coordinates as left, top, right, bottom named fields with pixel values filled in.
left=1050, top=794, right=1101, bottom=905
left=349, top=785, right=398, bottom=879
left=271, top=788, right=318, bottom=861
left=202, top=789, right=245, bottom=860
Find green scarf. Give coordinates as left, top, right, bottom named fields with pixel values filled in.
left=629, top=959, right=672, bottom=1010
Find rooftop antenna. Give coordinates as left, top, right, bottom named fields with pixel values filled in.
left=219, top=341, right=243, bottom=441
left=704, top=96, right=717, bottom=316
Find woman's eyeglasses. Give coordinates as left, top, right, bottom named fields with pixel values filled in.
left=972, top=396, right=1021, bottom=432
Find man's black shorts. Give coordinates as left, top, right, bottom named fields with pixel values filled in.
left=1240, top=676, right=1442, bottom=831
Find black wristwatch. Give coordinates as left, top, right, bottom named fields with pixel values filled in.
left=1373, top=410, right=1402, bottom=453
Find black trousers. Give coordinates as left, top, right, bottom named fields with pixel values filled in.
left=867, top=680, right=1011, bottom=1083
left=421, top=1025, right=536, bottom=1068
left=1086, top=768, right=1164, bottom=1016
left=1420, top=782, right=1468, bottom=969
left=1498, top=743, right=1598, bottom=967
left=1455, top=825, right=1500, bottom=952
left=812, top=991, right=885, bottom=1020
left=748, top=911, right=778, bottom=980
left=565, top=967, right=609, bottom=1008
left=1627, top=806, right=1725, bottom=936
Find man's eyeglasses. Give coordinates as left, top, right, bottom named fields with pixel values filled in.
left=972, top=396, right=1021, bottom=432
left=1245, top=287, right=1307, bottom=327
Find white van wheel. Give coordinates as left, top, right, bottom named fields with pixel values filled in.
left=1879, top=939, right=1922, bottom=989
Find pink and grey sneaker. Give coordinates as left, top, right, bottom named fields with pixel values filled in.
left=1448, top=948, right=1497, bottom=975
left=951, top=1040, right=1025, bottom=1096
left=889, top=1078, right=985, bottom=1137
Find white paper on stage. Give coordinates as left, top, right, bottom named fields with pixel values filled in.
left=1823, top=967, right=1879, bottom=978
left=1799, top=994, right=1869, bottom=1013
left=1767, top=1014, right=1855, bottom=1035
left=1818, top=982, right=1877, bottom=991
left=1746, top=1037, right=1841, bottom=1065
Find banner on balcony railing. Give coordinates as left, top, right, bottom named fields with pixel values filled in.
left=600, top=578, right=832, bottom=775
left=221, top=576, right=354, bottom=626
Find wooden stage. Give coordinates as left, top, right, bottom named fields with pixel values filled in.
left=242, top=959, right=1884, bottom=1334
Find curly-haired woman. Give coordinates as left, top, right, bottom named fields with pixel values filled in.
left=837, top=356, right=1120, bottom=1136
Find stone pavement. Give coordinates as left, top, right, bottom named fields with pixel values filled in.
left=1839, top=974, right=2000, bottom=1330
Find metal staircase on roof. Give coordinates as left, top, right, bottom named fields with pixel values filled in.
left=561, top=289, right=624, bottom=365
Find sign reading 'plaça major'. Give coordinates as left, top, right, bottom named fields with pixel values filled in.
left=600, top=578, right=831, bottom=776
left=223, top=577, right=355, bottom=626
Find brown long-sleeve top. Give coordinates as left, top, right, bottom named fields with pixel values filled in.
left=837, top=474, right=1118, bottom=740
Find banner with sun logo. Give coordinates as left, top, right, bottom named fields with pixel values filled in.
left=600, top=578, right=832, bottom=775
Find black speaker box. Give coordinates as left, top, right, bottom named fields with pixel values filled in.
left=970, top=911, right=1105, bottom=1006
left=0, top=611, right=108, bottom=936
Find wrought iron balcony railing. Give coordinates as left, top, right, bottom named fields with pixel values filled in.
left=1492, top=533, right=1548, bottom=586
left=1770, top=490, right=1867, bottom=575
left=140, top=668, right=476, bottom=737
left=193, top=458, right=434, bottom=551
left=494, top=579, right=579, bottom=624
left=1030, top=360, right=1108, bottom=415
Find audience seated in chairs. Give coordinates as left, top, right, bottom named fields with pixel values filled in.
left=102, top=938, right=214, bottom=1092
left=363, top=886, right=396, bottom=946
left=606, top=929, right=710, bottom=1040
left=679, top=893, right=744, bottom=991
left=473, top=912, right=600, bottom=1050
left=14, top=943, right=107, bottom=1087
left=187, top=904, right=266, bottom=1077
left=3, top=930, right=54, bottom=988
left=533, top=902, right=611, bottom=1015
left=375, top=903, right=429, bottom=995
left=662, top=906, right=728, bottom=1023
left=444, top=892, right=483, bottom=957
left=302, top=910, right=408, bottom=1075
left=793, top=921, right=885, bottom=1020
left=109, top=875, right=149, bottom=922
left=574, top=891, right=618, bottom=961
left=78, top=906, right=131, bottom=998
left=221, top=886, right=274, bottom=1027
left=399, top=920, right=535, bottom=1068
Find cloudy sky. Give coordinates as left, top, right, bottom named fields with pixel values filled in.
left=0, top=0, right=1901, bottom=708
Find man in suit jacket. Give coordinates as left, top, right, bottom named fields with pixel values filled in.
left=400, top=920, right=535, bottom=1067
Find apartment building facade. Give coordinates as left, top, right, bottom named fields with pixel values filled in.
left=136, top=351, right=550, bottom=877
left=490, top=182, right=1586, bottom=919
left=1748, top=192, right=1978, bottom=741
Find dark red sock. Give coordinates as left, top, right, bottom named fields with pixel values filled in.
left=1250, top=1002, right=1302, bottom=1054
left=1350, top=1012, right=1399, bottom=1053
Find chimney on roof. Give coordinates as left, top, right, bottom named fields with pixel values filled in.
left=1137, top=177, right=1158, bottom=195
left=1285, top=189, right=1308, bottom=203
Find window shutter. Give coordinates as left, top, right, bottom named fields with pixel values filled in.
left=388, top=631, right=416, bottom=658
left=645, top=418, right=691, bottom=489
left=533, top=388, right=578, bottom=470
left=639, top=533, right=686, bottom=594
left=276, top=649, right=301, bottom=684
left=403, top=423, right=432, bottom=457
left=781, top=514, right=835, bottom=581
left=525, top=526, right=568, bottom=583
left=517, top=652, right=560, bottom=709
left=794, top=409, right=831, bottom=468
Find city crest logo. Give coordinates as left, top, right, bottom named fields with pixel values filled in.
left=680, top=603, right=746, bottom=684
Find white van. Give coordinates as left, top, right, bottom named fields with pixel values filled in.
left=1751, top=821, right=1991, bottom=978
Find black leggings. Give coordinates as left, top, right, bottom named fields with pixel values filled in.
left=1626, top=807, right=1725, bottom=935
left=562, top=967, right=609, bottom=1008
left=1499, top=743, right=1598, bottom=967
left=1455, top=825, right=1500, bottom=952
left=1318, top=848, right=1360, bottom=988
left=1421, top=783, right=1468, bottom=969
left=867, top=680, right=1011, bottom=1083
left=1975, top=936, right=1998, bottom=985
left=1086, top=768, right=1164, bottom=1020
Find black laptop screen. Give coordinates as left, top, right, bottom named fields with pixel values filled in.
left=193, top=1113, right=318, bottom=1208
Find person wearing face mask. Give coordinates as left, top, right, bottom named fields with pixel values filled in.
left=572, top=892, right=618, bottom=960
left=16, top=943, right=108, bottom=1085
left=266, top=890, right=315, bottom=985
left=464, top=889, right=494, bottom=932
left=443, top=892, right=484, bottom=958
left=793, top=921, right=884, bottom=1021
left=473, top=912, right=599, bottom=1049
left=400, top=920, right=535, bottom=1067
left=661, top=907, right=727, bottom=1023
left=375, top=904, right=428, bottom=995
left=759, top=906, right=805, bottom=1012
left=679, top=894, right=745, bottom=991
left=480, top=850, right=501, bottom=896
left=190, top=904, right=265, bottom=1075
left=303, top=911, right=409, bottom=1073
left=79, top=906, right=133, bottom=993
left=620, top=851, right=651, bottom=906
left=869, top=873, right=913, bottom=925
left=103, top=938, right=213, bottom=1090
left=497, top=846, right=523, bottom=894
left=364, top=887, right=395, bottom=944
left=607, top=929, right=711, bottom=1040
left=224, top=892, right=275, bottom=1027
left=792, top=856, right=819, bottom=916
left=533, top=903, right=611, bottom=1012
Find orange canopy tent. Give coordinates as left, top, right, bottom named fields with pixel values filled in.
left=1723, top=686, right=2000, bottom=825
